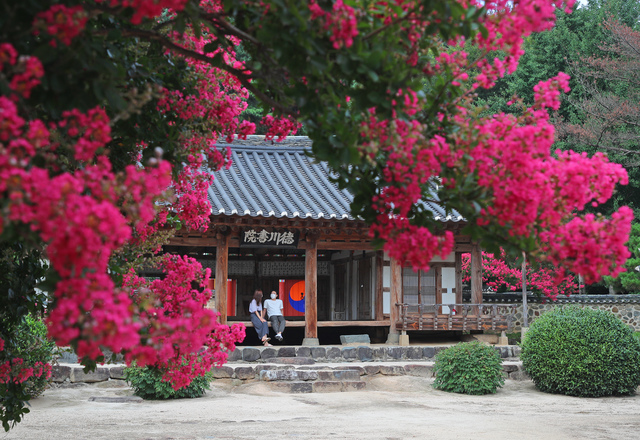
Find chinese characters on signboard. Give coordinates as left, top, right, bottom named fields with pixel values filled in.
left=241, top=229, right=299, bottom=247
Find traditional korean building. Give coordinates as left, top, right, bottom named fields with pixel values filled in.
left=167, top=136, right=511, bottom=346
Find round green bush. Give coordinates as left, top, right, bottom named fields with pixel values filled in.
left=521, top=306, right=640, bottom=397
left=125, top=365, right=213, bottom=400
left=433, top=341, right=505, bottom=395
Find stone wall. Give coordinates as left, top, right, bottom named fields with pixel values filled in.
left=477, top=293, right=640, bottom=331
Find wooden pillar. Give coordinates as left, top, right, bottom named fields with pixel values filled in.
left=215, top=233, right=229, bottom=325
left=304, top=236, right=318, bottom=344
left=435, top=266, right=443, bottom=313
left=375, top=250, right=384, bottom=321
left=387, top=257, right=402, bottom=343
left=455, top=252, right=463, bottom=304
left=470, top=242, right=483, bottom=312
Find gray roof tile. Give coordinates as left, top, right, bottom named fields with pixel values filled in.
left=209, top=137, right=463, bottom=223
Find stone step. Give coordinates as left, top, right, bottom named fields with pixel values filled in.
left=229, top=345, right=521, bottom=363
left=259, top=369, right=362, bottom=382
left=270, top=380, right=367, bottom=393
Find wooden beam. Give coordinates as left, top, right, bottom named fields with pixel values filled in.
left=305, top=236, right=318, bottom=339
left=389, top=257, right=402, bottom=335
left=317, top=241, right=374, bottom=250
left=454, top=243, right=473, bottom=253
left=375, top=250, right=384, bottom=321
left=215, top=235, right=229, bottom=325
left=470, top=242, right=483, bottom=309
left=169, top=236, right=220, bottom=247
left=455, top=252, right=463, bottom=304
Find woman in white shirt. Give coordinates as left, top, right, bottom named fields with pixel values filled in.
left=249, top=290, right=271, bottom=346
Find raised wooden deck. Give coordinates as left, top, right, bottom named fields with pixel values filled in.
left=395, top=303, right=517, bottom=332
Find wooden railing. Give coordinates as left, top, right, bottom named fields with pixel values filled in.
left=395, top=303, right=517, bottom=332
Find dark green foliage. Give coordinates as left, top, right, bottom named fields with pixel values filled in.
left=604, top=223, right=640, bottom=293
left=433, top=341, right=505, bottom=395
left=125, top=365, right=213, bottom=400
left=14, top=315, right=55, bottom=398
left=521, top=307, right=640, bottom=397
left=0, top=314, right=55, bottom=431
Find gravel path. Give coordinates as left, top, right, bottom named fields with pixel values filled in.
left=4, top=377, right=640, bottom=440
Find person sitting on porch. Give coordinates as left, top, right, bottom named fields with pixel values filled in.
left=264, top=291, right=285, bottom=342
left=249, top=290, right=271, bottom=346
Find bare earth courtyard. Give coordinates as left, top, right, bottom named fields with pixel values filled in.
left=4, top=377, right=640, bottom=440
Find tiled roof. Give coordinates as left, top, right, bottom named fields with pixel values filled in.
left=208, top=136, right=463, bottom=222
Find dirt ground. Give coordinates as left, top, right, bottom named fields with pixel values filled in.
left=4, top=377, right=640, bottom=440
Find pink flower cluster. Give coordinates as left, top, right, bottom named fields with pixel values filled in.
left=361, top=90, right=456, bottom=270
left=94, top=0, right=190, bottom=24
left=0, top=358, right=52, bottom=385
left=0, top=44, right=44, bottom=101
left=33, top=4, right=88, bottom=46
left=261, top=114, right=301, bottom=142
left=357, top=1, right=630, bottom=288
left=461, top=250, right=579, bottom=300
left=309, top=0, right=359, bottom=49
left=123, top=255, right=245, bottom=389
left=472, top=0, right=576, bottom=88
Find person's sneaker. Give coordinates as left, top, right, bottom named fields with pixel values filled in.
left=276, top=334, right=283, bottom=341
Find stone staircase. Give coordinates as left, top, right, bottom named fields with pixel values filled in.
left=259, top=368, right=366, bottom=393
left=51, top=344, right=529, bottom=393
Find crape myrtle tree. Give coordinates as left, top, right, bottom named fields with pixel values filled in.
left=461, top=250, right=579, bottom=299
left=0, top=0, right=633, bottom=430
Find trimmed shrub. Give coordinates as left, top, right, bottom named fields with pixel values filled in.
left=125, top=365, right=213, bottom=400
left=521, top=306, right=640, bottom=397
left=433, top=341, right=505, bottom=395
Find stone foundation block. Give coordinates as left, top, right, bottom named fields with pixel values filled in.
left=326, top=347, right=342, bottom=360
left=387, top=347, right=404, bottom=360
left=373, top=347, right=388, bottom=360
left=242, top=348, right=261, bottom=362
left=422, top=347, right=436, bottom=359
left=278, top=347, right=296, bottom=358
left=379, top=365, right=406, bottom=376
left=406, top=347, right=423, bottom=359
left=270, top=357, right=315, bottom=365
left=338, top=366, right=365, bottom=376
left=51, top=365, right=71, bottom=383
left=109, top=366, right=126, bottom=380
left=211, top=366, right=234, bottom=379
left=317, top=370, right=360, bottom=381
left=502, top=362, right=519, bottom=373
left=341, top=381, right=366, bottom=391
left=364, top=365, right=381, bottom=375
left=357, top=346, right=373, bottom=362
left=227, top=348, right=243, bottom=362
left=342, top=347, right=357, bottom=360
left=70, top=367, right=110, bottom=383
left=260, top=369, right=318, bottom=381
left=340, top=334, right=370, bottom=345
left=260, top=348, right=277, bottom=360
left=404, top=364, right=432, bottom=377
left=312, top=381, right=343, bottom=393
left=296, top=347, right=311, bottom=358
left=234, top=366, right=256, bottom=380
left=271, top=381, right=313, bottom=393
left=310, top=347, right=326, bottom=359
left=508, top=369, right=530, bottom=381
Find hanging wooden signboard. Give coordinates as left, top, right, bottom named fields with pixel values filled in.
left=240, top=228, right=299, bottom=248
